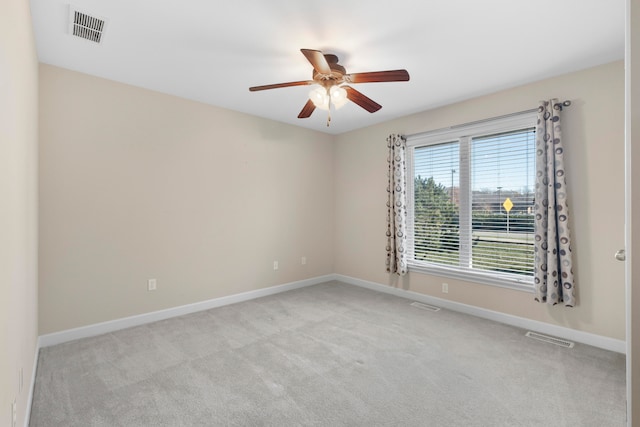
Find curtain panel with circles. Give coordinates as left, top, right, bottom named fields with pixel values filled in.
left=534, top=100, right=576, bottom=306
left=386, top=134, right=408, bottom=276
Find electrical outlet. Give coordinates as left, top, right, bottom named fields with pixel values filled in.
left=442, top=283, right=449, bottom=294
left=273, top=261, right=279, bottom=270
left=148, top=279, right=157, bottom=291
left=301, top=256, right=306, bottom=265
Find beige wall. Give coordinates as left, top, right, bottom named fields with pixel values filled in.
left=627, top=0, right=640, bottom=422
left=334, top=61, right=626, bottom=340
left=39, top=65, right=335, bottom=334
left=0, top=0, right=39, bottom=425
left=39, top=60, right=626, bottom=343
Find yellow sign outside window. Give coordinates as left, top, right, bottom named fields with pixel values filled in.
left=503, top=198, right=513, bottom=213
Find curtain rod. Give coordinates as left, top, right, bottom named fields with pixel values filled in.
left=406, top=100, right=571, bottom=139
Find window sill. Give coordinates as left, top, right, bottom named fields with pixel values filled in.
left=407, top=261, right=535, bottom=293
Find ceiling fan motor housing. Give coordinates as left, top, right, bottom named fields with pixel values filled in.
left=312, top=55, right=346, bottom=88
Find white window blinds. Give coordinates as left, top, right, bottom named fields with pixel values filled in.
left=470, top=129, right=535, bottom=276
left=406, top=112, right=537, bottom=288
left=413, top=141, right=460, bottom=267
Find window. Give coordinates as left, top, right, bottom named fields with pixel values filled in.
left=406, top=113, right=536, bottom=290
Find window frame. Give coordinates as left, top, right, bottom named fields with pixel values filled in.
left=406, top=112, right=537, bottom=292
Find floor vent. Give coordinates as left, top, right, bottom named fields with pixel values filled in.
left=410, top=302, right=440, bottom=312
left=69, top=9, right=106, bottom=43
left=525, top=331, right=574, bottom=348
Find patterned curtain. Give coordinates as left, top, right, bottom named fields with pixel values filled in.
left=534, top=100, right=575, bottom=306
left=386, top=134, right=408, bottom=276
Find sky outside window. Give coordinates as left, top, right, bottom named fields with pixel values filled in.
left=414, top=129, right=535, bottom=194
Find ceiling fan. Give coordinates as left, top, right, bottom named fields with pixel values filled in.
left=249, top=49, right=410, bottom=126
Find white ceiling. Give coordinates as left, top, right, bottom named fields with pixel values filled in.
left=30, top=0, right=625, bottom=135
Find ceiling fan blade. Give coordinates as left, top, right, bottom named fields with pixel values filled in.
left=249, top=80, right=314, bottom=91
left=301, top=49, right=331, bottom=75
left=345, top=69, right=410, bottom=84
left=298, top=99, right=316, bottom=118
left=344, top=86, right=382, bottom=113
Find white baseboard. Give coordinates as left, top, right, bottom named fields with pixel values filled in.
left=335, top=274, right=626, bottom=354
left=37, top=272, right=625, bottom=355
left=38, top=275, right=334, bottom=348
left=24, top=342, right=40, bottom=427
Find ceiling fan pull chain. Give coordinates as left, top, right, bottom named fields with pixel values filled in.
left=327, top=94, right=332, bottom=127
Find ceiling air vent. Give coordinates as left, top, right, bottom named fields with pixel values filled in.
left=69, top=9, right=106, bottom=43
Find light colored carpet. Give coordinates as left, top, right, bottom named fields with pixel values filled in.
left=30, top=281, right=626, bottom=426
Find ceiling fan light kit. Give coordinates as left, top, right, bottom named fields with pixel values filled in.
left=249, top=49, right=410, bottom=126
left=309, top=86, right=348, bottom=110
